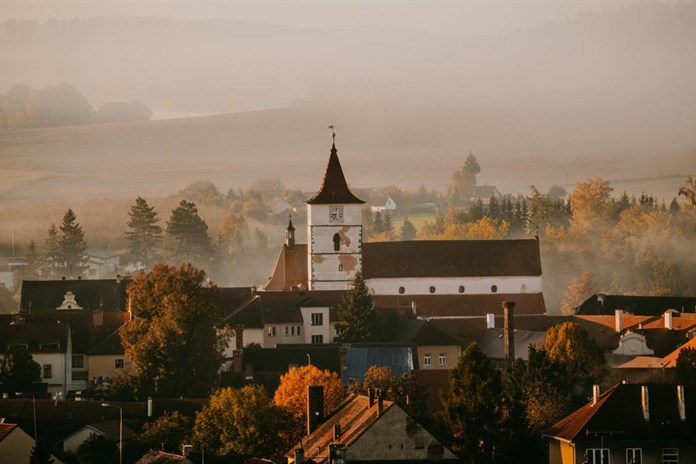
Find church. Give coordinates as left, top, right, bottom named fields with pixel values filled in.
left=262, top=138, right=546, bottom=318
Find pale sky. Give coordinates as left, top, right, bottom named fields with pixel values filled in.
left=0, top=0, right=637, bottom=36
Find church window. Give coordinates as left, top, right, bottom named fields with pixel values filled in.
left=429, top=286, right=436, bottom=294
left=459, top=285, right=465, bottom=293
left=521, top=284, right=527, bottom=293
left=398, top=286, right=405, bottom=294
left=338, top=264, right=344, bottom=271
left=333, top=233, right=341, bottom=251
left=491, top=285, right=498, bottom=293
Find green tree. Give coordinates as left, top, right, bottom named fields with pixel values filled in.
left=26, top=83, right=94, bottom=128
left=443, top=343, right=505, bottom=463
left=193, top=385, right=291, bottom=459
left=383, top=212, right=395, bottom=238
left=675, top=347, right=696, bottom=384
left=120, top=264, right=225, bottom=397
left=164, top=200, right=214, bottom=266
left=0, top=346, right=41, bottom=392
left=399, top=217, right=417, bottom=240
left=58, top=209, right=87, bottom=276
left=448, top=150, right=480, bottom=205
left=41, top=224, right=60, bottom=278
left=138, top=411, right=192, bottom=453
left=335, top=271, right=377, bottom=343
left=24, top=240, right=41, bottom=280
left=175, top=181, right=225, bottom=207
left=125, top=197, right=163, bottom=269
left=373, top=211, right=385, bottom=234
left=76, top=433, right=118, bottom=464
left=29, top=439, right=55, bottom=464
left=350, top=366, right=428, bottom=421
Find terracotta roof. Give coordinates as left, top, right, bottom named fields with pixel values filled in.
left=609, top=354, right=665, bottom=369
left=576, top=294, right=696, bottom=315
left=263, top=244, right=308, bottom=291
left=306, top=144, right=365, bottom=205
left=662, top=337, right=696, bottom=368
left=362, top=239, right=541, bottom=278
left=544, top=383, right=696, bottom=443
left=0, top=423, right=17, bottom=442
left=136, top=450, right=194, bottom=464
left=286, top=394, right=394, bottom=462
left=373, top=293, right=546, bottom=317
left=20, top=278, right=131, bottom=312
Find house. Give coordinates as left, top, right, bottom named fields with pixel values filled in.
left=342, top=344, right=416, bottom=384
left=471, top=185, right=502, bottom=202
left=286, top=392, right=458, bottom=463
left=267, top=198, right=293, bottom=216
left=369, top=196, right=397, bottom=213
left=263, top=140, right=545, bottom=316
left=135, top=450, right=194, bottom=464
left=544, top=383, right=696, bottom=464
left=84, top=248, right=120, bottom=279
left=20, top=277, right=131, bottom=313
left=61, top=420, right=136, bottom=453
left=0, top=423, right=62, bottom=464
left=388, top=319, right=462, bottom=371
left=575, top=294, right=696, bottom=316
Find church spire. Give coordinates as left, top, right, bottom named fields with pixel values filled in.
left=306, top=128, right=365, bottom=205
left=286, top=215, right=295, bottom=250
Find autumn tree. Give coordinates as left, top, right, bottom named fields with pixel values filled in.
left=350, top=366, right=428, bottom=420
left=138, top=411, right=192, bottom=453
left=569, top=178, right=613, bottom=231
left=193, top=385, right=291, bottom=458
left=560, top=271, right=596, bottom=315
left=164, top=200, right=214, bottom=266
left=273, top=365, right=345, bottom=442
left=0, top=346, right=41, bottom=392
left=335, top=271, right=377, bottom=343
left=58, top=208, right=88, bottom=275
left=675, top=348, right=696, bottom=384
left=543, top=322, right=606, bottom=405
left=448, top=150, right=480, bottom=205
left=125, top=197, right=163, bottom=269
left=76, top=434, right=118, bottom=464
left=399, top=217, right=417, bottom=240
left=175, top=180, right=226, bottom=207
left=678, top=177, right=696, bottom=207
left=442, top=343, right=506, bottom=463
left=216, top=211, right=248, bottom=258
left=120, top=264, right=225, bottom=397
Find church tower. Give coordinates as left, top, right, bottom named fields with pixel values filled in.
left=306, top=135, right=365, bottom=290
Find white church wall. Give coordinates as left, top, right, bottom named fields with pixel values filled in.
left=366, top=276, right=542, bottom=296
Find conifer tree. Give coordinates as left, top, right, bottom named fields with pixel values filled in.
left=335, top=271, right=377, bottom=342
left=165, top=200, right=213, bottom=265
left=125, top=197, right=163, bottom=269
left=41, top=224, right=60, bottom=278
left=383, top=212, right=394, bottom=237
left=58, top=208, right=87, bottom=275
left=373, top=211, right=384, bottom=234
left=399, top=217, right=417, bottom=241
left=29, top=439, right=54, bottom=464
left=24, top=240, right=41, bottom=280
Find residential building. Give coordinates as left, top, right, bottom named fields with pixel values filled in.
left=61, top=420, right=135, bottom=454
left=84, top=248, right=120, bottom=279
left=0, top=423, right=63, bottom=464
left=369, top=195, right=397, bottom=213
left=575, top=294, right=696, bottom=316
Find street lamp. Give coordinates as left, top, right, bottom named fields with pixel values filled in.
left=101, top=403, right=123, bottom=464
left=15, top=392, right=36, bottom=439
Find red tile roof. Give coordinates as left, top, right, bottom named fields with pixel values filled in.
left=264, top=244, right=309, bottom=291
left=135, top=450, right=193, bottom=464
left=0, top=423, right=17, bottom=442
left=373, top=293, right=546, bottom=317
left=306, top=144, right=365, bottom=205
left=662, top=337, right=696, bottom=368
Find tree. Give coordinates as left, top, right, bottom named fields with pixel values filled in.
left=0, top=346, right=41, bottom=392
left=125, top=197, right=163, bottom=269
left=273, top=365, right=345, bottom=442
left=138, top=411, right=192, bottom=453
left=119, top=264, right=225, bottom=397
left=559, top=271, right=596, bottom=315
left=350, top=366, right=428, bottom=420
left=41, top=224, right=60, bottom=278
left=569, top=178, right=613, bottom=231
left=678, top=177, right=696, bottom=207
left=217, top=211, right=248, bottom=258
left=543, top=322, right=606, bottom=405
left=335, top=271, right=377, bottom=343
left=373, top=211, right=385, bottom=234
left=442, top=343, right=505, bottom=463
left=26, top=82, right=94, bottom=128
left=164, top=200, right=214, bottom=265
left=24, top=240, right=41, bottom=280
left=399, top=217, right=417, bottom=241
left=675, top=347, right=696, bottom=384
left=76, top=433, right=118, bottom=464
left=29, top=439, right=54, bottom=464
left=193, top=385, right=291, bottom=458
left=176, top=181, right=226, bottom=207
left=383, top=212, right=395, bottom=238
left=58, top=209, right=87, bottom=276
left=448, top=150, right=480, bottom=205
left=95, top=100, right=152, bottom=123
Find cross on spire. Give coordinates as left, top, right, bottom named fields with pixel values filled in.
left=329, top=125, right=336, bottom=145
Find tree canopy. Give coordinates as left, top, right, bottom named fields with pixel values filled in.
left=125, top=197, right=163, bottom=269
left=335, top=271, right=377, bottom=343
left=0, top=346, right=41, bottom=392
left=120, top=263, right=225, bottom=397
left=675, top=347, right=696, bottom=384
left=138, top=410, right=192, bottom=454
left=57, top=209, right=88, bottom=275
left=165, top=200, right=214, bottom=266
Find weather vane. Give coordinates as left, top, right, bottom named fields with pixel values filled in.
left=329, top=124, right=336, bottom=144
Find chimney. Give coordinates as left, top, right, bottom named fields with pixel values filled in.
left=307, top=385, right=324, bottom=435
left=486, top=313, right=495, bottom=329
left=368, top=388, right=376, bottom=407
left=233, top=351, right=243, bottom=373
left=294, top=448, right=305, bottom=464
left=678, top=385, right=686, bottom=421
left=664, top=310, right=674, bottom=330
left=592, top=385, right=600, bottom=406
left=411, top=301, right=417, bottom=317
left=377, top=390, right=384, bottom=418
left=147, top=397, right=153, bottom=418
left=116, top=274, right=122, bottom=284
left=503, top=301, right=516, bottom=369
left=615, top=309, right=624, bottom=333
left=92, top=310, right=104, bottom=327
left=234, top=325, right=244, bottom=350
left=641, top=385, right=650, bottom=421
left=333, top=423, right=341, bottom=442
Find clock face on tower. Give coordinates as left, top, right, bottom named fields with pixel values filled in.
left=329, top=206, right=344, bottom=223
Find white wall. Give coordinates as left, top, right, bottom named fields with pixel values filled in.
left=366, top=276, right=542, bottom=296
left=300, top=307, right=336, bottom=344
left=33, top=352, right=67, bottom=395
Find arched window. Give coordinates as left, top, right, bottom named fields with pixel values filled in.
left=338, top=264, right=344, bottom=271
left=521, top=284, right=527, bottom=293
left=333, top=233, right=341, bottom=251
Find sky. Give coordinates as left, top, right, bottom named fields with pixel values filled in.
left=1, top=0, right=634, bottom=36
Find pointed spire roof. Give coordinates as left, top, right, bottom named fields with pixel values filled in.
left=287, top=215, right=295, bottom=231
left=307, top=142, right=365, bottom=205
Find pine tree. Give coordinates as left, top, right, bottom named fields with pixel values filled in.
left=41, top=224, right=60, bottom=278
left=125, top=197, right=163, bottom=269
left=24, top=240, right=41, bottom=280
left=335, top=271, right=377, bottom=343
left=399, top=217, right=417, bottom=241
left=383, top=212, right=394, bottom=238
left=165, top=200, right=213, bottom=265
left=487, top=194, right=500, bottom=221
left=58, top=208, right=87, bottom=276
left=29, top=439, right=54, bottom=464
left=373, top=211, right=384, bottom=234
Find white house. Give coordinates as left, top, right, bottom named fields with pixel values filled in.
left=370, top=196, right=397, bottom=213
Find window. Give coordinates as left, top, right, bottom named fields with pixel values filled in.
left=285, top=326, right=289, bottom=336
left=338, top=264, right=344, bottom=271
left=398, top=286, right=405, bottom=294
left=429, top=286, right=436, bottom=294
left=89, top=269, right=97, bottom=276
left=297, top=326, right=301, bottom=336
left=662, top=448, right=678, bottom=464
left=333, top=233, right=341, bottom=251
left=439, top=353, right=446, bottom=366
left=72, top=355, right=84, bottom=369
left=311, top=313, right=324, bottom=326
left=72, top=371, right=88, bottom=381
left=115, top=359, right=125, bottom=369
left=521, top=284, right=527, bottom=293
left=491, top=285, right=498, bottom=293
left=311, top=335, right=324, bottom=344
left=424, top=353, right=432, bottom=367
left=458, top=285, right=465, bottom=293
left=585, top=449, right=610, bottom=464
left=626, top=449, right=642, bottom=464
left=268, top=326, right=276, bottom=337
left=43, top=364, right=52, bottom=379
left=291, top=326, right=295, bottom=336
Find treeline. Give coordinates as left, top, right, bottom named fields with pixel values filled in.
left=0, top=83, right=152, bottom=130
